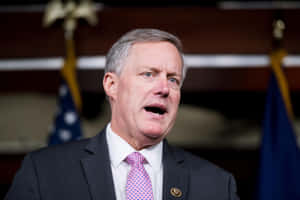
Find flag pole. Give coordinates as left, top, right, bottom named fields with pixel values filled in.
left=270, top=16, right=293, bottom=119
left=44, top=0, right=98, bottom=145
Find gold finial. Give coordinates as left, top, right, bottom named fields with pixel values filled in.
left=43, top=0, right=98, bottom=39
left=273, top=19, right=285, bottom=40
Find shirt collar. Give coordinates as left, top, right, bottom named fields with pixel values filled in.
left=106, top=123, right=163, bottom=172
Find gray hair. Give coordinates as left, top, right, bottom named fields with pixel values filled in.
left=105, top=28, right=187, bottom=82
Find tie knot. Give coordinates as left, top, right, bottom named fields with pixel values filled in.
left=126, top=152, right=146, bottom=167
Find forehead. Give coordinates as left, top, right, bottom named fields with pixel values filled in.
left=125, top=41, right=183, bottom=72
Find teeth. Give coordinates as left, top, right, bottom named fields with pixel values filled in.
left=145, top=106, right=166, bottom=115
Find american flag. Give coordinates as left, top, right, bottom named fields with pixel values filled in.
left=48, top=38, right=83, bottom=145
left=258, top=48, right=300, bottom=200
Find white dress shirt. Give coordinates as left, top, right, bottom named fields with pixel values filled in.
left=106, top=123, right=163, bottom=200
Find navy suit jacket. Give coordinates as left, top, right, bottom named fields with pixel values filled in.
left=5, top=129, right=239, bottom=200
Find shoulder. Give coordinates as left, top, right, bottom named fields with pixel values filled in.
left=167, top=145, right=239, bottom=199
left=30, top=138, right=91, bottom=160
left=29, top=129, right=106, bottom=162
left=170, top=145, right=233, bottom=180
left=21, top=135, right=102, bottom=180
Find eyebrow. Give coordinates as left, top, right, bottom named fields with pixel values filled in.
left=167, top=72, right=181, bottom=77
left=141, top=66, right=181, bottom=77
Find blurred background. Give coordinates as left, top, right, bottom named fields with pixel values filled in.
left=1, top=0, right=300, bottom=199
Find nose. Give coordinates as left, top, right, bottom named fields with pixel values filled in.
left=154, top=76, right=170, bottom=98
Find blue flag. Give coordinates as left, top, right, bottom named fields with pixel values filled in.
left=258, top=49, right=300, bottom=199
left=48, top=39, right=83, bottom=145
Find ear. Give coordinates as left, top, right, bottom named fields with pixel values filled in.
left=103, top=72, right=118, bottom=101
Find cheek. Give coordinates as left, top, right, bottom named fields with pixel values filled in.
left=170, top=94, right=181, bottom=115
left=171, top=91, right=181, bottom=105
left=126, top=85, right=143, bottom=109
left=176, top=92, right=181, bottom=103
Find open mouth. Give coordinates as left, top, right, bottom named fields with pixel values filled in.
left=144, top=106, right=167, bottom=115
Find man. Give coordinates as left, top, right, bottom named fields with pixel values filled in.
left=5, top=29, right=239, bottom=200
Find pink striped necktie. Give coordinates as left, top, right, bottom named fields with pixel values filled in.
left=125, top=152, right=154, bottom=200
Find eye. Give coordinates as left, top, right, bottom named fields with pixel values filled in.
left=143, top=72, right=153, bottom=77
left=169, top=77, right=180, bottom=85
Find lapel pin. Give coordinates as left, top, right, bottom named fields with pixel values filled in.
left=170, top=187, right=182, bottom=198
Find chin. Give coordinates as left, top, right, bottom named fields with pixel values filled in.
left=140, top=133, right=164, bottom=148
left=141, top=127, right=167, bottom=140
left=138, top=121, right=171, bottom=139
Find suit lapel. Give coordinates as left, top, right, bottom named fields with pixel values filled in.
left=81, top=129, right=116, bottom=200
left=163, top=140, right=189, bottom=200
left=80, top=130, right=189, bottom=200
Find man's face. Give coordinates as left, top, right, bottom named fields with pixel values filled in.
left=106, top=41, right=182, bottom=150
